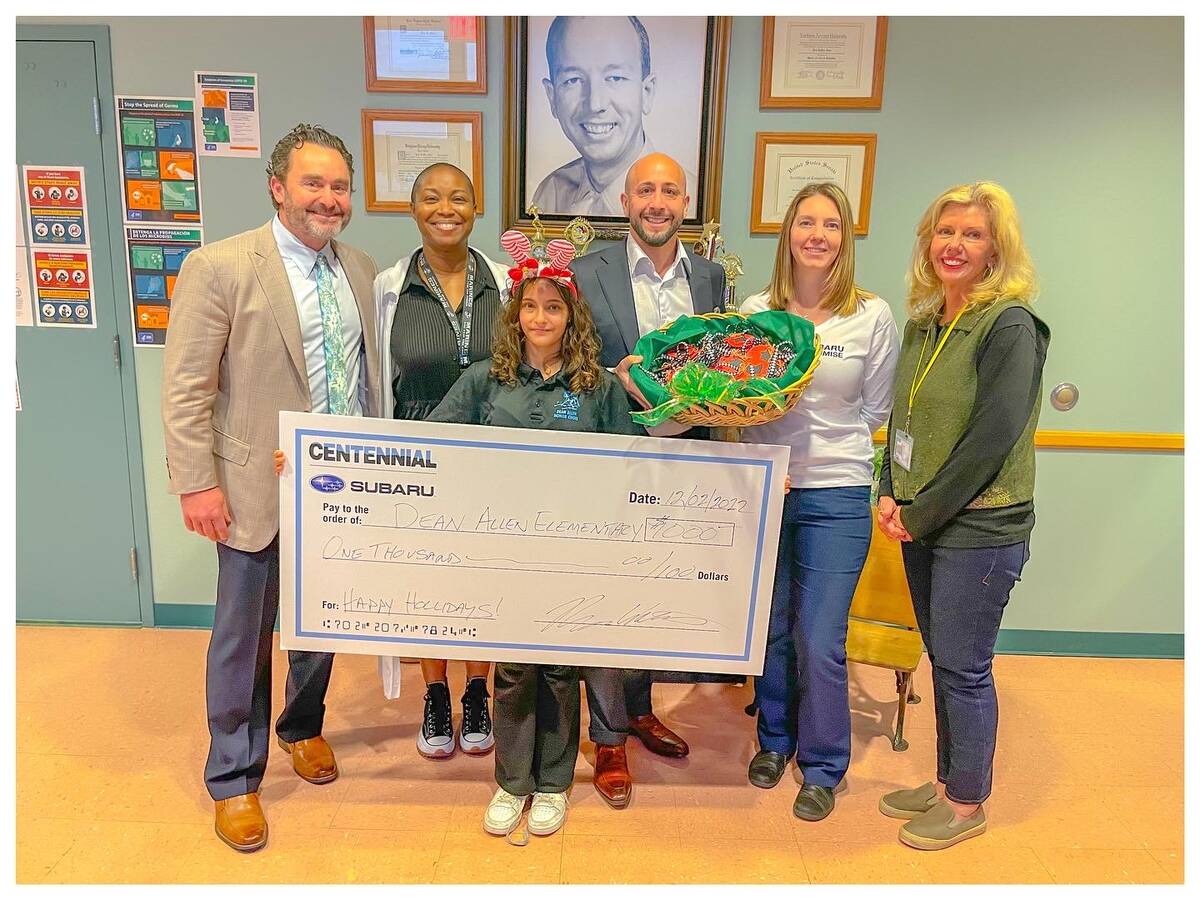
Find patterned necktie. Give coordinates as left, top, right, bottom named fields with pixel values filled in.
left=313, top=253, right=349, bottom=415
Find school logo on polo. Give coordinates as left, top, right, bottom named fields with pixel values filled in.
left=554, top=390, right=581, bottom=421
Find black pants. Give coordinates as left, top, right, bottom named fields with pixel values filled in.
left=494, top=663, right=580, bottom=795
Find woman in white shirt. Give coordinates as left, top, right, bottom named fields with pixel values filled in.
left=740, top=182, right=899, bottom=822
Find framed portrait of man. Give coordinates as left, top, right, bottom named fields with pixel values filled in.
left=504, top=16, right=731, bottom=241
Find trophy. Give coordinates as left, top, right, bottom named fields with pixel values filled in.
left=524, top=206, right=550, bottom=260
left=563, top=216, right=597, bottom=258
left=692, top=220, right=743, bottom=312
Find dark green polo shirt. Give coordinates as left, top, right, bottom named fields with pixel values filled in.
left=427, top=359, right=643, bottom=437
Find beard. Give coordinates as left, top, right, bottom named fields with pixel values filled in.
left=280, top=195, right=350, bottom=245
left=630, top=212, right=681, bottom=248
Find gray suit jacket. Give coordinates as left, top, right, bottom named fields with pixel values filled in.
left=570, top=240, right=728, bottom=368
left=161, top=219, right=380, bottom=552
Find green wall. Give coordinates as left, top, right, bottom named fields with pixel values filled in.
left=18, top=16, right=1183, bottom=651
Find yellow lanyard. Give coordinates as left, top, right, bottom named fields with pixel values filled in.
left=905, top=304, right=967, bottom=430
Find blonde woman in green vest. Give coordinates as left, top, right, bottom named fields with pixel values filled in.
left=875, top=182, right=1050, bottom=851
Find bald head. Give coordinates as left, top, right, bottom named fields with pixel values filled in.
left=624, top=152, right=687, bottom=196
left=622, top=153, right=689, bottom=250
left=409, top=162, right=475, bottom=206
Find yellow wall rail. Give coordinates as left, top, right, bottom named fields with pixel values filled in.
left=872, top=429, right=1183, bottom=452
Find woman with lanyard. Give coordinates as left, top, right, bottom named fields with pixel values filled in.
left=738, top=182, right=899, bottom=822
left=876, top=182, right=1049, bottom=851
left=372, top=163, right=512, bottom=760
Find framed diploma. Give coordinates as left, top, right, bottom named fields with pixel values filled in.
left=750, top=132, right=877, bottom=236
left=361, top=109, right=484, bottom=214
left=364, top=16, right=487, bottom=94
left=760, top=17, right=887, bottom=109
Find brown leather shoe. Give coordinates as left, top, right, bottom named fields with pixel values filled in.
left=277, top=734, right=338, bottom=784
left=593, top=743, right=632, bottom=809
left=629, top=713, right=689, bottom=757
left=214, top=793, right=267, bottom=852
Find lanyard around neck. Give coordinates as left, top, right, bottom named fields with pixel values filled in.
left=905, top=303, right=967, bottom=425
left=418, top=251, right=476, bottom=368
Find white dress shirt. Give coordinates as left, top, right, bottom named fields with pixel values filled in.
left=626, top=236, right=694, bottom=336
left=625, top=236, right=695, bottom=437
left=272, top=215, right=364, bottom=415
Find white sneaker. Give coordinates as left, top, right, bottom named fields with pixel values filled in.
left=527, top=791, right=569, bottom=836
left=483, top=787, right=528, bottom=836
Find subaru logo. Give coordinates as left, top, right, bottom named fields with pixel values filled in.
left=310, top=474, right=345, bottom=493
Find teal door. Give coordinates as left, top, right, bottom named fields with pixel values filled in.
left=16, top=36, right=147, bottom=623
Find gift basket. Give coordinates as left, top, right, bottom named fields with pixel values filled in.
left=629, top=310, right=822, bottom=427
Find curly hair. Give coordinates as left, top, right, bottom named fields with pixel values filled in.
left=906, top=181, right=1039, bottom=323
left=265, top=123, right=355, bottom=210
left=490, top=277, right=603, bottom=395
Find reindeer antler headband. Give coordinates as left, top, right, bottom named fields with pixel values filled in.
left=499, top=229, right=577, bottom=296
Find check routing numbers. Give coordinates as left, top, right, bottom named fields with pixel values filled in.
left=306, top=438, right=740, bottom=592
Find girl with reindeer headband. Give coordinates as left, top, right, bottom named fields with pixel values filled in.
left=426, top=231, right=643, bottom=842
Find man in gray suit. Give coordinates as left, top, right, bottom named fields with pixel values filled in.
left=570, top=152, right=726, bottom=809
left=162, top=124, right=380, bottom=852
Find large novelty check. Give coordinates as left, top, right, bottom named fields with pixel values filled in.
left=279, top=412, right=788, bottom=674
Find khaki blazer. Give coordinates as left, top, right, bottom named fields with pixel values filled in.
left=162, top=219, right=380, bottom=552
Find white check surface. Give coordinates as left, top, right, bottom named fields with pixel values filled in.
left=280, top=412, right=788, bottom=674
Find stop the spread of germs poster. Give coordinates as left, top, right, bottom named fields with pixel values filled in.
left=115, top=96, right=204, bottom=226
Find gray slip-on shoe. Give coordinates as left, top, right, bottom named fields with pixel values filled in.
left=879, top=781, right=939, bottom=819
left=898, top=800, right=987, bottom=850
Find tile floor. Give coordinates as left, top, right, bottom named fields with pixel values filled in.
left=15, top=625, right=1183, bottom=884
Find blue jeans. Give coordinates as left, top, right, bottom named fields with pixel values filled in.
left=901, top=540, right=1030, bottom=805
left=756, top=485, right=871, bottom=787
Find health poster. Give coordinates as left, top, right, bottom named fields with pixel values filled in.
left=123, top=225, right=203, bottom=347
left=23, top=165, right=90, bottom=247
left=195, top=71, right=261, bottom=158
left=32, top=249, right=97, bottom=329
left=115, top=96, right=203, bottom=225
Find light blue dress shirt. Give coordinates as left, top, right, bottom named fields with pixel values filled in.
left=271, top=215, right=364, bottom=415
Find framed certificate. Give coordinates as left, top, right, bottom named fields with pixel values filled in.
left=760, top=17, right=887, bottom=109
left=364, top=16, right=487, bottom=94
left=750, top=132, right=877, bottom=236
left=361, top=109, right=484, bottom=214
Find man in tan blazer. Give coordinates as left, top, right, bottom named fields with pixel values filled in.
left=162, top=124, right=380, bottom=853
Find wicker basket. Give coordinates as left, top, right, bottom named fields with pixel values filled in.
left=669, top=333, right=822, bottom=426
left=631, top=311, right=823, bottom=428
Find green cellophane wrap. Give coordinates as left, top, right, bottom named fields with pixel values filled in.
left=629, top=311, right=818, bottom=426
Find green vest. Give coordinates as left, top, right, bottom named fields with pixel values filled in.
left=890, top=299, right=1048, bottom=509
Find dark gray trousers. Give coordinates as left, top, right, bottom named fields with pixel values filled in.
left=204, top=536, right=334, bottom=801
left=581, top=666, right=629, bottom=745
left=494, top=663, right=580, bottom=795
